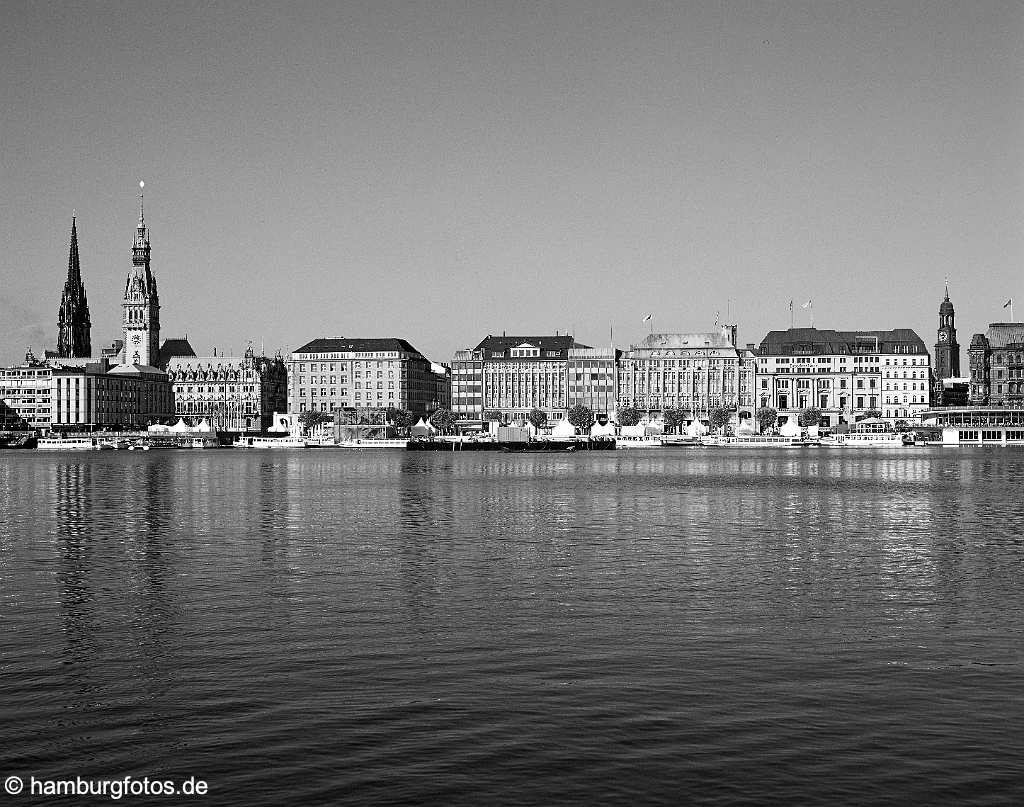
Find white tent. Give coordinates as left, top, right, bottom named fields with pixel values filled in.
left=620, top=424, right=646, bottom=438
left=590, top=420, right=615, bottom=437
left=194, top=419, right=213, bottom=433
left=779, top=414, right=801, bottom=437
left=410, top=418, right=437, bottom=437
left=685, top=419, right=708, bottom=437
left=551, top=419, right=576, bottom=438
left=169, top=418, right=191, bottom=433
left=735, top=419, right=755, bottom=436
left=147, top=423, right=171, bottom=433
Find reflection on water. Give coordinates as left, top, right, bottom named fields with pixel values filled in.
left=1, top=448, right=1023, bottom=805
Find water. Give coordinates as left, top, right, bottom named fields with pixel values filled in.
left=1, top=449, right=1022, bottom=805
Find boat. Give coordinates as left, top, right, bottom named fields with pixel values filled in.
left=700, top=434, right=814, bottom=447
left=37, top=437, right=102, bottom=451
left=337, top=438, right=408, bottom=449
left=232, top=435, right=308, bottom=449
left=187, top=437, right=219, bottom=449
left=820, top=418, right=905, bottom=448
left=659, top=435, right=702, bottom=447
left=615, top=435, right=663, bottom=449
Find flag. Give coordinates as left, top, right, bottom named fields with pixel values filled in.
left=801, top=299, right=812, bottom=309
left=1004, top=299, right=1013, bottom=309
left=642, top=314, right=652, bottom=322
left=789, top=300, right=793, bottom=311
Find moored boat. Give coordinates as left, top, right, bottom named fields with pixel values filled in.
left=232, top=435, right=308, bottom=449
left=37, top=437, right=101, bottom=451
left=700, top=434, right=812, bottom=447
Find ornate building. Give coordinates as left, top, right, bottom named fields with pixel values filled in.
left=56, top=216, right=91, bottom=358
left=618, top=327, right=756, bottom=421
left=968, top=323, right=1024, bottom=405
left=756, top=327, right=931, bottom=425
left=164, top=340, right=288, bottom=432
left=934, top=285, right=960, bottom=381
left=122, top=183, right=160, bottom=367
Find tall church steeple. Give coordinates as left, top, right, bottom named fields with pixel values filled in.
left=122, top=181, right=160, bottom=366
left=57, top=214, right=92, bottom=357
left=935, top=282, right=960, bottom=380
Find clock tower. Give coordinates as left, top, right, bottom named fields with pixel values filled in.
left=934, top=284, right=960, bottom=380
left=122, top=182, right=160, bottom=367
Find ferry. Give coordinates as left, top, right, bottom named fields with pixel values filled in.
left=37, top=437, right=102, bottom=451
left=700, top=434, right=812, bottom=448
left=820, top=418, right=905, bottom=448
left=232, top=435, right=308, bottom=449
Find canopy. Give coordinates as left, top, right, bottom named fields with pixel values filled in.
left=779, top=414, right=801, bottom=437
left=169, top=418, right=191, bottom=433
left=410, top=418, right=437, bottom=437
left=147, top=423, right=171, bottom=433
left=194, top=418, right=213, bottom=433
left=590, top=420, right=615, bottom=437
left=685, top=419, right=707, bottom=437
left=551, top=419, right=576, bottom=437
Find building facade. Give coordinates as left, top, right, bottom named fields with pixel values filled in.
left=567, top=347, right=618, bottom=417
left=452, top=335, right=586, bottom=423
left=56, top=216, right=92, bottom=358
left=968, top=323, right=1024, bottom=406
left=756, top=327, right=931, bottom=426
left=617, top=327, right=756, bottom=420
left=165, top=342, right=288, bottom=432
left=288, top=338, right=447, bottom=416
left=50, top=359, right=173, bottom=430
left=0, top=351, right=54, bottom=430
left=122, top=187, right=161, bottom=368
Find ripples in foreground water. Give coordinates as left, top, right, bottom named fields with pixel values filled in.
left=0, top=449, right=1022, bottom=805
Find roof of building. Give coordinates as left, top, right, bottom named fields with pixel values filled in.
left=292, top=337, right=423, bottom=356
left=981, top=323, right=1024, bottom=349
left=159, top=338, right=197, bottom=365
left=634, top=331, right=736, bottom=350
left=758, top=327, right=928, bottom=355
left=471, top=335, right=588, bottom=357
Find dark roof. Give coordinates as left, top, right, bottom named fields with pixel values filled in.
left=160, top=338, right=197, bottom=361
left=292, top=337, right=423, bottom=356
left=758, top=327, right=928, bottom=356
left=472, top=335, right=589, bottom=358
left=982, top=323, right=1024, bottom=349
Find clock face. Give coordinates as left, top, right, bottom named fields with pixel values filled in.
left=938, top=331, right=948, bottom=342
left=132, top=333, right=142, bottom=344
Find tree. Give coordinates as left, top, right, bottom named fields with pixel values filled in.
left=387, top=408, right=416, bottom=435
left=429, top=407, right=458, bottom=435
left=663, top=408, right=687, bottom=434
left=616, top=406, right=642, bottom=427
left=527, top=408, right=547, bottom=432
left=567, top=404, right=595, bottom=435
left=894, top=419, right=910, bottom=432
left=799, top=406, right=822, bottom=427
left=709, top=405, right=732, bottom=434
left=299, top=410, right=333, bottom=431
left=862, top=409, right=883, bottom=420
left=484, top=409, right=503, bottom=423
left=756, top=406, right=778, bottom=434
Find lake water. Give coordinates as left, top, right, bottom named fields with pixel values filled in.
left=1, top=448, right=1022, bottom=805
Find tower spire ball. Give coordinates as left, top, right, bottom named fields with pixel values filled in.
left=138, top=180, right=145, bottom=226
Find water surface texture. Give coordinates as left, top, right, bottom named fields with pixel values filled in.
left=1, top=449, right=1022, bottom=805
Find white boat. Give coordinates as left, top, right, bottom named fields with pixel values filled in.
left=615, top=435, right=663, bottom=449
left=700, top=434, right=812, bottom=447
left=659, top=435, right=702, bottom=447
left=232, top=435, right=308, bottom=449
left=187, top=437, right=219, bottom=449
left=37, top=437, right=101, bottom=451
left=821, top=418, right=906, bottom=448
left=337, top=438, right=408, bottom=449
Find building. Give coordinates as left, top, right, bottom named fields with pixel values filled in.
left=0, top=350, right=54, bottom=430
left=122, top=184, right=161, bottom=368
left=617, top=326, right=756, bottom=421
left=50, top=358, right=173, bottom=430
left=568, top=346, right=618, bottom=418
left=452, top=334, right=586, bottom=424
left=756, top=327, right=931, bottom=426
left=932, top=286, right=965, bottom=407
left=56, top=216, right=92, bottom=358
left=164, top=340, right=288, bottom=432
left=968, top=323, right=1024, bottom=406
left=288, top=338, right=447, bottom=416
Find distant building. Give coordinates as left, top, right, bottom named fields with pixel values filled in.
left=164, top=339, right=288, bottom=432
left=50, top=358, right=173, bottom=430
left=756, top=327, right=931, bottom=425
left=288, top=338, right=447, bottom=416
left=0, top=350, right=53, bottom=430
left=452, top=334, right=586, bottom=424
left=932, top=286, right=963, bottom=407
left=568, top=346, right=618, bottom=418
left=968, top=323, right=1024, bottom=406
left=618, top=327, right=755, bottom=420
left=56, top=216, right=92, bottom=358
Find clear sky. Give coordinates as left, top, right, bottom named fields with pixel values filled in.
left=2, top=0, right=1022, bottom=365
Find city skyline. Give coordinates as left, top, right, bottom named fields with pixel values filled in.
left=2, top=1, right=1023, bottom=367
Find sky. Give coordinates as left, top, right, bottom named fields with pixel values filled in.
left=2, top=0, right=1022, bottom=366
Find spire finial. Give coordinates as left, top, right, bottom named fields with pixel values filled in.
left=138, top=180, right=145, bottom=226
left=944, top=276, right=949, bottom=301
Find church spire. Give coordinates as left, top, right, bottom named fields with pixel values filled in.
left=57, top=214, right=92, bottom=358
left=123, top=182, right=160, bottom=366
